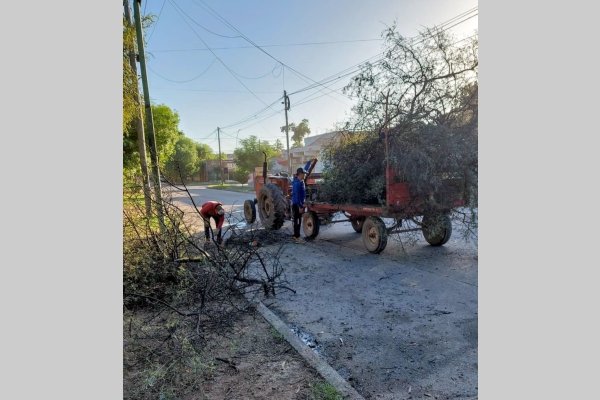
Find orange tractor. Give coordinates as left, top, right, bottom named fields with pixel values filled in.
left=243, top=153, right=317, bottom=230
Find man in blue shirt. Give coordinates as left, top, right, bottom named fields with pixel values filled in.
left=291, top=167, right=306, bottom=241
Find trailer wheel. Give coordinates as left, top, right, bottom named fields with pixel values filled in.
left=350, top=217, right=365, bottom=233
left=302, top=211, right=320, bottom=239
left=257, top=183, right=286, bottom=230
left=422, top=213, right=452, bottom=246
left=243, top=199, right=256, bottom=223
left=362, top=216, right=388, bottom=254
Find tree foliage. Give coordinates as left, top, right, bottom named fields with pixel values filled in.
left=320, top=26, right=478, bottom=207
left=232, top=167, right=250, bottom=185
left=345, top=24, right=478, bottom=132
left=164, top=136, right=199, bottom=181
left=281, top=119, right=311, bottom=148
left=195, top=142, right=214, bottom=161
left=233, top=135, right=280, bottom=175
left=123, top=16, right=140, bottom=175
left=274, top=138, right=285, bottom=153
left=150, top=104, right=182, bottom=168
left=319, top=132, right=385, bottom=204
left=122, top=12, right=157, bottom=178
left=123, top=17, right=138, bottom=134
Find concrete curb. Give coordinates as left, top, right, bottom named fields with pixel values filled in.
left=255, top=301, right=365, bottom=400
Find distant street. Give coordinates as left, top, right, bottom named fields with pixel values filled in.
left=165, top=184, right=251, bottom=211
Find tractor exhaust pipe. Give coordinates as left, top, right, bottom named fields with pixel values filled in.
left=262, top=151, right=267, bottom=182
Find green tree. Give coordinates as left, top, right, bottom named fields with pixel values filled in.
left=232, top=167, right=250, bottom=185
left=165, top=136, right=199, bottom=182
left=123, top=13, right=155, bottom=178
left=281, top=119, right=311, bottom=148
left=274, top=138, right=285, bottom=153
left=194, top=142, right=215, bottom=182
left=122, top=16, right=140, bottom=176
left=321, top=26, right=478, bottom=208
left=123, top=17, right=137, bottom=133
left=195, top=142, right=214, bottom=161
left=150, top=104, right=182, bottom=168
left=233, top=136, right=279, bottom=174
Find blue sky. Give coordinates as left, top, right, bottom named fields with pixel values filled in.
left=139, top=0, right=478, bottom=154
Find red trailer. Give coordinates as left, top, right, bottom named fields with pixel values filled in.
left=300, top=159, right=465, bottom=253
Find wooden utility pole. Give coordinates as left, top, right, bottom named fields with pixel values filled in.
left=133, top=0, right=165, bottom=232
left=283, top=90, right=291, bottom=175
left=123, top=0, right=152, bottom=217
left=217, top=127, right=224, bottom=185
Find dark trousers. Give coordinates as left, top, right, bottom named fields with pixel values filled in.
left=292, top=204, right=302, bottom=238
left=204, top=215, right=222, bottom=243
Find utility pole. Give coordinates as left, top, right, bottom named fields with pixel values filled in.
left=283, top=90, right=291, bottom=175
left=123, top=0, right=152, bottom=217
left=133, top=0, right=165, bottom=232
left=217, top=127, right=224, bottom=185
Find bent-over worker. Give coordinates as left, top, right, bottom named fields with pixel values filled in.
left=199, top=201, right=225, bottom=244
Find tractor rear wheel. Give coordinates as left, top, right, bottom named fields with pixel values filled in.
left=362, top=216, right=388, bottom=254
left=351, top=216, right=365, bottom=233
left=302, top=211, right=320, bottom=239
left=243, top=199, right=256, bottom=224
left=257, top=183, right=286, bottom=230
left=422, top=213, right=452, bottom=246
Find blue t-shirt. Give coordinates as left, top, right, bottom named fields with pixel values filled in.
left=292, top=177, right=305, bottom=206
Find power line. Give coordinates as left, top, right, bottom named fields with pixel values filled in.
left=177, top=3, right=241, bottom=39
left=147, top=38, right=384, bottom=53
left=219, top=97, right=283, bottom=129
left=152, top=87, right=281, bottom=94
left=168, top=0, right=276, bottom=110
left=152, top=4, right=476, bottom=139
left=228, top=63, right=282, bottom=80
left=435, top=11, right=478, bottom=32
left=231, top=108, right=284, bottom=133
left=430, top=6, right=478, bottom=30
left=149, top=57, right=280, bottom=83
left=216, top=129, right=237, bottom=139
left=226, top=31, right=479, bottom=140
left=212, top=7, right=478, bottom=140
left=295, top=84, right=351, bottom=109
left=147, top=57, right=217, bottom=83
left=191, top=129, right=218, bottom=141
left=194, top=0, right=351, bottom=102
left=287, top=9, right=478, bottom=97
left=146, top=0, right=167, bottom=43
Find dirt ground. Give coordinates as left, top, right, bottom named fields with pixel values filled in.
left=124, top=303, right=338, bottom=400
left=124, top=193, right=333, bottom=400
left=186, top=308, right=325, bottom=400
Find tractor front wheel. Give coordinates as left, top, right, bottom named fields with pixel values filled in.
left=243, top=199, right=256, bottom=224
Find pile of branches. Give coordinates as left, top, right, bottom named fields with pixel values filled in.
left=318, top=26, right=478, bottom=209
left=318, top=132, right=385, bottom=205
left=123, top=178, right=293, bottom=399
